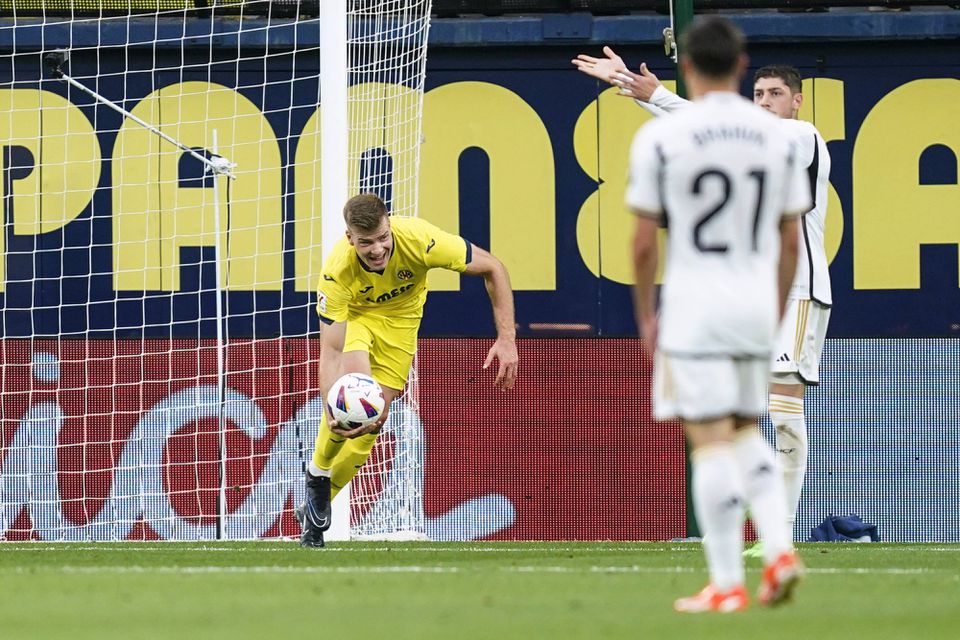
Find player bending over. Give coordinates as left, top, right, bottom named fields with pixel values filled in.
left=299, top=193, right=518, bottom=548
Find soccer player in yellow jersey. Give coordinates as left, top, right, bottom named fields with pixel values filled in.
left=298, top=193, right=518, bottom=547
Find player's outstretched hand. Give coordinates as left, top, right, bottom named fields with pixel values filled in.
left=611, top=62, right=662, bottom=102
left=484, top=336, right=518, bottom=391
left=571, top=45, right=626, bottom=84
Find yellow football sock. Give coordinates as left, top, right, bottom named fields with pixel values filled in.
left=330, top=432, right=379, bottom=500
left=311, top=411, right=348, bottom=471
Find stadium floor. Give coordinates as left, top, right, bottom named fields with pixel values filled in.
left=1, top=541, right=956, bottom=639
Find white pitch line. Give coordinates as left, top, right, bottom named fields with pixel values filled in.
left=3, top=565, right=689, bottom=576
left=0, top=546, right=258, bottom=552
left=7, top=565, right=462, bottom=575
left=0, top=564, right=954, bottom=577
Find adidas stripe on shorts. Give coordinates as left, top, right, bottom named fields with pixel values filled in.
left=770, top=298, right=831, bottom=385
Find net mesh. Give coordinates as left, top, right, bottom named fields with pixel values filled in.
left=0, top=1, right=431, bottom=541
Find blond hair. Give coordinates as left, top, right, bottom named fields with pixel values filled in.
left=343, top=193, right=388, bottom=232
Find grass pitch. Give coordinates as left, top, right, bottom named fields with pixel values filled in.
left=1, top=541, right=957, bottom=639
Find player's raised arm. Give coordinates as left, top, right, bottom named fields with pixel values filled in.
left=617, top=65, right=691, bottom=114
left=572, top=47, right=689, bottom=118
left=463, top=246, right=518, bottom=390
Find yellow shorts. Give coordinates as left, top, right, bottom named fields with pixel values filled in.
left=343, top=313, right=420, bottom=391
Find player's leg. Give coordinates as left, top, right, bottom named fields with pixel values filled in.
left=677, top=416, right=749, bottom=613
left=732, top=359, right=803, bottom=605
left=329, top=384, right=402, bottom=500
left=741, top=299, right=806, bottom=558
left=657, top=355, right=748, bottom=613
left=768, top=299, right=830, bottom=537
left=768, top=297, right=809, bottom=537
left=768, top=380, right=806, bottom=536
left=732, top=418, right=792, bottom=562
left=327, top=314, right=417, bottom=496
left=732, top=358, right=792, bottom=560
left=311, top=349, right=375, bottom=475
left=311, top=320, right=376, bottom=478
left=300, top=325, right=376, bottom=547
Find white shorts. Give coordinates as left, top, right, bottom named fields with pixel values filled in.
left=770, top=298, right=831, bottom=385
left=653, top=352, right=769, bottom=422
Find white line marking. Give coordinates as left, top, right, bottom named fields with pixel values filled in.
left=0, top=565, right=954, bottom=577
left=56, top=565, right=462, bottom=574
left=2, top=544, right=958, bottom=555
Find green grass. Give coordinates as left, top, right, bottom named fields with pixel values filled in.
left=1, top=541, right=957, bottom=639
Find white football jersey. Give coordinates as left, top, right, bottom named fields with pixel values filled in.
left=647, top=86, right=833, bottom=306
left=780, top=119, right=832, bottom=306
left=626, top=92, right=812, bottom=357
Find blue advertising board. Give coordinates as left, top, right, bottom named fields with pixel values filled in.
left=0, top=11, right=958, bottom=339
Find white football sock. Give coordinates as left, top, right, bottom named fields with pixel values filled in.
left=733, top=429, right=792, bottom=563
left=768, top=393, right=807, bottom=537
left=308, top=461, right=331, bottom=478
left=692, top=443, right=746, bottom=590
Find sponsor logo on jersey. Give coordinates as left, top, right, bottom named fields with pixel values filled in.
left=425, top=239, right=436, bottom=253
left=366, top=283, right=415, bottom=303
left=359, top=285, right=373, bottom=294
left=323, top=274, right=336, bottom=282
left=397, top=269, right=414, bottom=281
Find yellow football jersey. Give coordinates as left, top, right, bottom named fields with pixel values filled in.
left=316, top=216, right=471, bottom=322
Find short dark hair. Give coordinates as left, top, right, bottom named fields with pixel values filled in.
left=754, top=65, right=803, bottom=94
left=680, top=16, right=745, bottom=79
left=343, top=193, right=388, bottom=232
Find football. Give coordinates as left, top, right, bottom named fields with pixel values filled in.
left=326, top=373, right=385, bottom=428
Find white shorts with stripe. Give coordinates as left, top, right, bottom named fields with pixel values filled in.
left=653, top=352, right=769, bottom=422
left=770, top=298, right=831, bottom=385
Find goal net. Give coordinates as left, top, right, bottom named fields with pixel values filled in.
left=0, top=0, right=431, bottom=541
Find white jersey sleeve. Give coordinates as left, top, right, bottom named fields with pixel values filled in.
left=633, top=98, right=668, bottom=118
left=649, top=85, right=691, bottom=113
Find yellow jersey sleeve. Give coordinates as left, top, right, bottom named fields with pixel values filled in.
left=408, top=217, right=471, bottom=272
left=316, top=272, right=352, bottom=323
left=315, top=241, right=354, bottom=323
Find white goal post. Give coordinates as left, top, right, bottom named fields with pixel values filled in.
left=0, top=0, right=432, bottom=542
left=323, top=0, right=433, bottom=542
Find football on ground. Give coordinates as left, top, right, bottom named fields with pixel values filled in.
left=327, top=373, right=385, bottom=428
